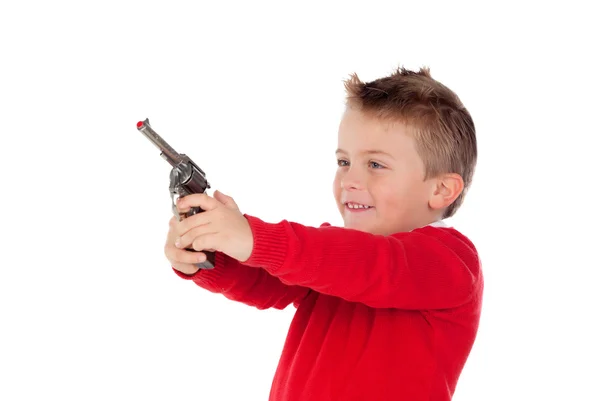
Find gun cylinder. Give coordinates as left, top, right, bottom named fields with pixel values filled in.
left=136, top=119, right=182, bottom=166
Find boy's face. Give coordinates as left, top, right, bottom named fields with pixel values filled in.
left=333, top=108, right=437, bottom=235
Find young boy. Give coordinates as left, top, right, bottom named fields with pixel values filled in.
left=165, top=66, right=483, bottom=401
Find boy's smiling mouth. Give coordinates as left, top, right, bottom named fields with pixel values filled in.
left=344, top=202, right=374, bottom=211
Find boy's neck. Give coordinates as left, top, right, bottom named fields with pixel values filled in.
left=410, top=213, right=448, bottom=231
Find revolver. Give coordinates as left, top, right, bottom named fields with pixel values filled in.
left=136, top=118, right=215, bottom=270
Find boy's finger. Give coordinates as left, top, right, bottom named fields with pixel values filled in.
left=214, top=190, right=239, bottom=211
left=177, top=224, right=217, bottom=250
left=165, top=243, right=207, bottom=265
left=177, top=193, right=220, bottom=212
left=178, top=249, right=208, bottom=264
left=191, top=232, right=219, bottom=253
left=176, top=210, right=213, bottom=238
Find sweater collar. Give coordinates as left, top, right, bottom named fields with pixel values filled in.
left=428, top=220, right=448, bottom=228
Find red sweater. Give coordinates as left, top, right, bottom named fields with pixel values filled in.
left=174, top=215, right=483, bottom=401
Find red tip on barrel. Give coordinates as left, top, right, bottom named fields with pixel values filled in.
left=137, top=121, right=144, bottom=128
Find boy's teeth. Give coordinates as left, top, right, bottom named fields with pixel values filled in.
left=347, top=203, right=371, bottom=209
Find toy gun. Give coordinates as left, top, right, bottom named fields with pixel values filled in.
left=136, top=118, right=215, bottom=269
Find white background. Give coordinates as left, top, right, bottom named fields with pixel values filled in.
left=1, top=1, right=598, bottom=400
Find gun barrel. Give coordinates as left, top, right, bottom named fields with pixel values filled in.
left=136, top=119, right=182, bottom=166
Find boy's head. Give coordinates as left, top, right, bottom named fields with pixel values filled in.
left=333, top=66, right=477, bottom=235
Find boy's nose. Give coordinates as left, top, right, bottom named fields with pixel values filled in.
left=341, top=168, right=365, bottom=190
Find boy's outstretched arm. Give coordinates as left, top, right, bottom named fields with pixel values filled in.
left=175, top=192, right=482, bottom=310
left=240, top=215, right=482, bottom=310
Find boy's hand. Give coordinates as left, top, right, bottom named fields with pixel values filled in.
left=164, top=216, right=204, bottom=275
left=174, top=190, right=254, bottom=263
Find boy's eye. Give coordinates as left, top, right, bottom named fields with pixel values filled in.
left=337, top=159, right=349, bottom=167
left=369, top=161, right=383, bottom=169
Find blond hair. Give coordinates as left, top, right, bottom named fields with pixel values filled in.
left=343, top=66, right=477, bottom=218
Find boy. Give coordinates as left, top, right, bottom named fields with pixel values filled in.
left=165, top=66, right=483, bottom=401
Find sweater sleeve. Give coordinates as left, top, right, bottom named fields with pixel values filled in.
left=241, top=215, right=481, bottom=310
left=173, top=251, right=311, bottom=310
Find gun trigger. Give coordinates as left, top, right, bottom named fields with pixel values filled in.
left=170, top=192, right=181, bottom=221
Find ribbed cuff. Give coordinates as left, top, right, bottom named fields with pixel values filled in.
left=243, top=214, right=289, bottom=273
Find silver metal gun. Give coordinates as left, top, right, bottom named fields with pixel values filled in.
left=136, top=118, right=215, bottom=269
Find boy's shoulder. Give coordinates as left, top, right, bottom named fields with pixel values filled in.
left=410, top=221, right=481, bottom=272
left=413, top=220, right=477, bottom=251
left=417, top=220, right=477, bottom=253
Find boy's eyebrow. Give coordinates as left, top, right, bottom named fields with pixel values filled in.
left=335, top=148, right=395, bottom=159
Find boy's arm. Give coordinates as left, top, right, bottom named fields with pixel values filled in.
left=173, top=251, right=311, bottom=310
left=241, top=215, right=482, bottom=310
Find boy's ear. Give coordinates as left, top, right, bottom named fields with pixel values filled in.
left=428, top=173, right=464, bottom=211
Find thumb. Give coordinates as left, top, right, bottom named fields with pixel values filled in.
left=214, top=190, right=239, bottom=211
